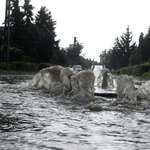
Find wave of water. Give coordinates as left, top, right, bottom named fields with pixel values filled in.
left=0, top=75, right=150, bottom=150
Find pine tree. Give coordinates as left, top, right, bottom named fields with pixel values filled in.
left=10, top=0, right=24, bottom=26
left=137, top=28, right=150, bottom=63
left=22, top=0, right=34, bottom=24
left=112, top=26, right=137, bottom=68
left=10, top=0, right=24, bottom=49
left=66, top=42, right=83, bottom=65
left=35, top=6, right=57, bottom=62
left=10, top=0, right=39, bottom=62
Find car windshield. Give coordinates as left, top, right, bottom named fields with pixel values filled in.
left=73, top=65, right=81, bottom=68
left=73, top=65, right=82, bottom=71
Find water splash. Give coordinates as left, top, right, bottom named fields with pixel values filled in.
left=114, top=74, right=150, bottom=110
left=97, top=68, right=114, bottom=89
left=116, top=74, right=137, bottom=102
left=136, top=80, right=150, bottom=100
left=28, top=66, right=95, bottom=102
left=28, top=66, right=150, bottom=109
left=93, top=66, right=116, bottom=95
left=92, top=65, right=102, bottom=83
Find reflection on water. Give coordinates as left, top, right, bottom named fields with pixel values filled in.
left=0, top=75, right=150, bottom=150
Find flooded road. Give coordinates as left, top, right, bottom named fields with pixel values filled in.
left=0, top=75, right=150, bottom=150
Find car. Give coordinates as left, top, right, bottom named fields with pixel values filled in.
left=72, top=65, right=82, bottom=71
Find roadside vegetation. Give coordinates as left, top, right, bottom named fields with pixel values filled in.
left=1, top=1, right=150, bottom=77
left=0, top=0, right=99, bottom=73
left=100, top=25, right=150, bottom=78
left=112, top=63, right=150, bottom=78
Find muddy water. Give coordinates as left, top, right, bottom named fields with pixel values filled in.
left=0, top=75, right=150, bottom=150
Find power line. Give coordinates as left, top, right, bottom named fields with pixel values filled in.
left=39, top=22, right=55, bottom=38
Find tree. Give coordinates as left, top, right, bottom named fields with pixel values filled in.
left=138, top=32, right=144, bottom=47
left=100, top=26, right=137, bottom=69
left=55, top=48, right=69, bottom=66
left=111, top=26, right=136, bottom=69
left=100, top=50, right=107, bottom=67
left=73, top=42, right=83, bottom=64
left=137, top=28, right=150, bottom=63
left=0, top=36, right=2, bottom=61
left=10, top=0, right=24, bottom=49
left=66, top=42, right=83, bottom=65
left=35, top=6, right=57, bottom=63
left=118, top=26, right=136, bottom=67
left=10, top=0, right=24, bottom=26
left=10, top=0, right=38, bottom=62
left=129, top=32, right=144, bottom=66
left=22, top=0, right=34, bottom=24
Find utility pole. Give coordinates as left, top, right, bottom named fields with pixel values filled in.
left=73, top=37, right=77, bottom=64
left=73, top=37, right=77, bottom=48
left=3, top=0, right=11, bottom=63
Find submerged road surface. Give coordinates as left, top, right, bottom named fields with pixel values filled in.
left=0, top=75, right=150, bottom=150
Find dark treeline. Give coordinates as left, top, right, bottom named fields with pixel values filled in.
left=100, top=25, right=150, bottom=70
left=0, top=0, right=98, bottom=69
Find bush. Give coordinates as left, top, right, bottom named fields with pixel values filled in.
left=112, top=63, right=150, bottom=77
left=111, top=70, right=120, bottom=75
left=22, top=55, right=36, bottom=63
left=0, top=62, right=10, bottom=70
left=132, top=63, right=150, bottom=76
left=38, top=63, right=53, bottom=71
left=9, top=47, right=24, bottom=62
left=139, top=63, right=150, bottom=73
left=10, top=62, right=25, bottom=70
left=24, top=62, right=38, bottom=71
left=0, top=62, right=53, bottom=72
left=142, top=71, right=150, bottom=78
left=10, top=62, right=38, bottom=72
left=132, top=65, right=139, bottom=76
left=118, top=67, right=133, bottom=75
left=120, top=67, right=127, bottom=74
left=0, top=45, right=3, bottom=62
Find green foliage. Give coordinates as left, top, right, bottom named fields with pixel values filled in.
left=0, top=62, right=37, bottom=71
left=112, top=63, right=150, bottom=77
left=129, top=29, right=150, bottom=66
left=55, top=48, right=68, bottom=66
left=22, top=55, right=36, bottom=62
left=130, top=64, right=150, bottom=76
left=35, top=6, right=57, bottom=63
left=38, top=63, right=53, bottom=71
left=10, top=62, right=37, bottom=71
left=10, top=0, right=24, bottom=26
left=101, top=26, right=137, bottom=70
left=24, top=62, right=38, bottom=71
left=137, top=29, right=150, bottom=63
left=137, top=63, right=150, bottom=75
left=9, top=47, right=24, bottom=62
left=66, top=42, right=83, bottom=65
left=120, top=67, right=133, bottom=75
left=0, top=62, right=10, bottom=70
left=142, top=71, right=150, bottom=78
left=22, top=0, right=34, bottom=24
left=111, top=70, right=120, bottom=75
left=0, top=36, right=2, bottom=47
left=0, top=37, right=3, bottom=62
left=147, top=58, right=150, bottom=63
left=10, top=62, right=25, bottom=70
left=100, top=50, right=107, bottom=67
left=2, top=0, right=97, bottom=69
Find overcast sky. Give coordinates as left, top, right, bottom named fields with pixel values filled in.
left=1, top=0, right=150, bottom=61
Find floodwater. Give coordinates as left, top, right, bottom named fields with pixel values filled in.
left=0, top=75, right=150, bottom=150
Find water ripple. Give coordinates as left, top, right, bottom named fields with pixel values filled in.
left=0, top=75, right=150, bottom=150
